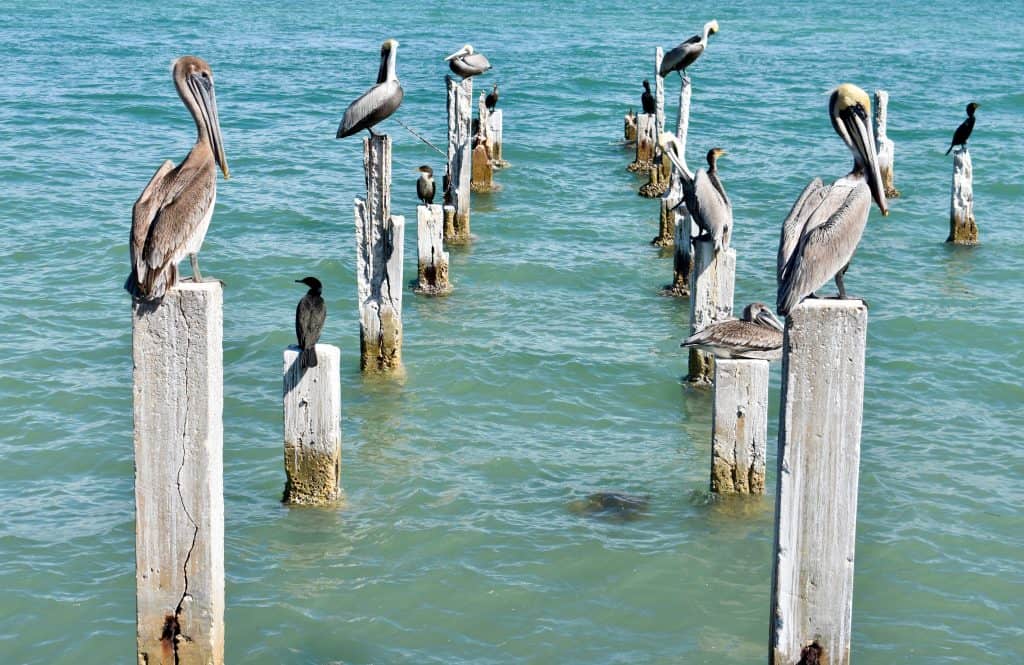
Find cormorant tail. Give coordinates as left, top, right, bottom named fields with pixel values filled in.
left=945, top=144, right=953, bottom=155
left=301, top=346, right=318, bottom=368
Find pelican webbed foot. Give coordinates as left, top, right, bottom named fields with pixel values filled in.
left=182, top=254, right=225, bottom=287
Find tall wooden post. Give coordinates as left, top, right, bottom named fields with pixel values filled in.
left=663, top=75, right=694, bottom=294
left=471, top=92, right=496, bottom=193
left=415, top=203, right=451, bottom=295
left=445, top=75, right=473, bottom=243
left=947, top=147, right=977, bottom=244
left=489, top=107, right=508, bottom=167
left=133, top=282, right=224, bottom=664
left=628, top=113, right=656, bottom=173
left=874, top=90, right=899, bottom=198
left=711, top=358, right=769, bottom=494
left=654, top=48, right=666, bottom=139
left=687, top=241, right=735, bottom=384
left=282, top=344, right=341, bottom=505
left=355, top=135, right=404, bottom=373
left=770, top=299, right=868, bottom=665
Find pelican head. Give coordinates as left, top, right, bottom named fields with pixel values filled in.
left=705, top=20, right=720, bottom=37
left=829, top=83, right=887, bottom=215
left=966, top=101, right=980, bottom=116
left=445, top=44, right=473, bottom=61
left=418, top=165, right=433, bottom=177
left=743, top=302, right=784, bottom=332
left=173, top=56, right=229, bottom=179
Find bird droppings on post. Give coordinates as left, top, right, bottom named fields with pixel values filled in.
left=948, top=147, right=977, bottom=244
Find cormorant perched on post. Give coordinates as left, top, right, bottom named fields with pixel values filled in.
left=295, top=277, right=326, bottom=369
left=641, top=80, right=656, bottom=115
left=416, top=165, right=435, bottom=205
left=659, top=20, right=719, bottom=79
left=337, top=39, right=404, bottom=138
left=945, top=102, right=979, bottom=155
left=485, top=83, right=499, bottom=111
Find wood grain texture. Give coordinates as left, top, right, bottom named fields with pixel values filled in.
left=948, top=147, right=977, bottom=244
left=415, top=204, right=451, bottom=295
left=711, top=358, right=768, bottom=494
left=283, top=344, right=341, bottom=505
left=687, top=241, right=735, bottom=384
left=446, top=76, right=473, bottom=243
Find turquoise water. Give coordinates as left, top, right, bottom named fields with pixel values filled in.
left=2, top=0, right=1023, bottom=662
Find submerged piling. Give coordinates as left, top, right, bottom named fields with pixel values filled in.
left=947, top=147, right=977, bottom=244
left=445, top=75, right=473, bottom=243
left=711, top=358, right=769, bottom=494
left=874, top=90, right=899, bottom=198
left=415, top=203, right=451, bottom=295
left=687, top=241, right=735, bottom=384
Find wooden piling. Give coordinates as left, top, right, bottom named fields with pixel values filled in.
left=489, top=108, right=508, bottom=167
left=132, top=282, right=224, bottom=664
left=623, top=108, right=637, bottom=145
left=639, top=48, right=671, bottom=198
left=711, top=358, right=768, bottom=494
left=355, top=135, right=404, bottom=373
left=654, top=47, right=666, bottom=139
left=947, top=147, right=977, bottom=244
left=627, top=113, right=656, bottom=173
left=686, top=241, right=735, bottom=385
left=415, top=203, right=451, bottom=295
left=770, top=299, right=868, bottom=665
left=874, top=90, right=899, bottom=198
left=471, top=92, right=498, bottom=193
left=661, top=75, right=694, bottom=294
left=282, top=344, right=341, bottom=505
left=445, top=75, right=473, bottom=243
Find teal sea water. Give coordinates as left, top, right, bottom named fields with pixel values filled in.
left=2, top=1, right=1023, bottom=662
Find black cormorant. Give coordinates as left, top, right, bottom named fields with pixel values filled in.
left=945, top=102, right=979, bottom=155
left=641, top=80, right=656, bottom=115
left=416, top=166, right=435, bottom=205
left=295, top=277, right=326, bottom=369
left=485, top=83, right=499, bottom=111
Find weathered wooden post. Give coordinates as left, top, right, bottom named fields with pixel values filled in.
left=628, top=113, right=655, bottom=173
left=415, top=203, right=451, bottom=295
left=355, top=135, right=404, bottom=372
left=445, top=75, right=473, bottom=243
left=623, top=108, right=637, bottom=145
left=687, top=241, right=735, bottom=384
left=471, top=92, right=496, bottom=193
left=947, top=147, right=977, bottom=244
left=489, top=107, right=508, bottom=167
left=132, top=282, right=224, bottom=664
left=770, top=299, right=868, bottom=665
left=874, top=90, right=899, bottom=198
left=654, top=47, right=666, bottom=139
left=640, top=48, right=671, bottom=198
left=660, top=75, right=694, bottom=293
left=711, top=358, right=769, bottom=494
left=282, top=344, right=341, bottom=504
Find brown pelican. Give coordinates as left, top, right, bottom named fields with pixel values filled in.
left=680, top=303, right=783, bottom=361
left=641, top=80, right=656, bottom=115
left=295, top=277, right=326, bottom=369
left=485, top=83, right=499, bottom=111
left=337, top=39, right=404, bottom=138
left=416, top=165, right=435, bottom=205
left=945, top=102, right=979, bottom=155
left=776, top=83, right=889, bottom=317
left=659, top=20, right=719, bottom=79
left=125, top=55, right=229, bottom=301
left=683, top=148, right=732, bottom=252
left=445, top=44, right=491, bottom=79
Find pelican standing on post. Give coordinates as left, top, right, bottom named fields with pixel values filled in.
left=126, top=55, right=230, bottom=302
left=681, top=303, right=784, bottom=360
left=416, top=165, right=435, bottom=205
left=945, top=102, right=979, bottom=155
left=337, top=39, right=404, bottom=138
left=445, top=44, right=491, bottom=79
left=776, top=83, right=889, bottom=317
left=683, top=147, right=732, bottom=252
left=660, top=20, right=719, bottom=79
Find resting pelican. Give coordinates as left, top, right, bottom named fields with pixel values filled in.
left=485, top=83, right=499, bottom=111
left=641, top=80, right=656, bottom=115
left=681, top=303, right=784, bottom=361
left=416, top=165, right=435, bottom=205
left=776, top=83, right=889, bottom=317
left=683, top=148, right=732, bottom=252
left=337, top=39, right=404, bottom=138
left=445, top=44, right=491, bottom=79
left=945, top=102, right=979, bottom=155
left=659, top=20, right=719, bottom=79
left=125, top=55, right=229, bottom=301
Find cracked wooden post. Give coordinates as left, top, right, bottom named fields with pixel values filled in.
left=282, top=344, right=341, bottom=504
left=711, top=358, right=769, bottom=494
left=687, top=241, right=735, bottom=384
left=355, top=134, right=404, bottom=372
left=489, top=107, right=508, bottom=167
left=471, top=93, right=496, bottom=193
left=947, top=147, right=977, bottom=244
left=445, top=75, right=472, bottom=243
left=623, top=108, right=637, bottom=145
left=770, top=299, right=868, bottom=665
left=640, top=47, right=671, bottom=198
left=132, top=282, right=224, bottom=664
left=874, top=90, right=899, bottom=198
left=415, top=203, right=451, bottom=295
left=662, top=75, right=693, bottom=293
left=628, top=113, right=655, bottom=173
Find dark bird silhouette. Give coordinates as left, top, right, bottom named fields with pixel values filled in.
left=641, top=79, right=656, bottom=115
left=337, top=39, right=404, bottom=138
left=945, top=102, right=979, bottom=155
left=295, top=277, right=326, bottom=369
left=416, top=165, right=435, bottom=205
left=485, top=83, right=499, bottom=111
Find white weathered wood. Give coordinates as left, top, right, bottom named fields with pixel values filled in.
left=659, top=75, right=694, bottom=292
left=446, top=75, right=473, bottom=243
left=873, top=90, right=899, bottom=198
left=711, top=358, right=768, bottom=494
left=948, top=147, right=977, bottom=244
left=687, top=242, right=735, bottom=384
left=415, top=203, right=450, bottom=295
left=489, top=108, right=507, bottom=166
left=282, top=344, right=341, bottom=505
left=471, top=94, right=496, bottom=193
left=628, top=113, right=656, bottom=172
left=770, top=299, right=868, bottom=665
left=363, top=134, right=391, bottom=229
left=675, top=75, right=692, bottom=173
left=623, top=108, right=637, bottom=144
left=133, top=282, right=224, bottom=664
left=654, top=47, right=666, bottom=139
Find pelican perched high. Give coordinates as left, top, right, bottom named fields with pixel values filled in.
left=681, top=302, right=784, bottom=360
left=125, top=55, right=229, bottom=302
left=945, top=102, right=979, bottom=155
left=445, top=44, right=491, bottom=79
left=683, top=148, right=732, bottom=252
left=776, top=83, right=889, bottom=317
left=659, top=20, right=719, bottom=79
left=337, top=39, right=404, bottom=138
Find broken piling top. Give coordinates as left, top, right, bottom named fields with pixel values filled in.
left=283, top=344, right=342, bottom=505
left=711, top=358, right=769, bottom=494
left=873, top=89, right=899, bottom=198
left=415, top=203, right=451, bottom=295
left=623, top=108, right=637, bottom=143
left=628, top=113, right=656, bottom=173
left=132, top=282, right=224, bottom=664
left=948, top=147, right=977, bottom=244
left=446, top=75, right=473, bottom=243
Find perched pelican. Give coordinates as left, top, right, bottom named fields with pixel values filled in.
left=337, top=39, right=404, bottom=138
left=126, top=56, right=229, bottom=302
left=485, top=83, right=499, bottom=111
left=416, top=165, right=435, bottom=205
left=680, top=303, right=783, bottom=361
left=776, top=83, right=889, bottom=317
left=945, top=102, right=979, bottom=155
left=683, top=148, right=732, bottom=252
left=659, top=20, right=719, bottom=79
left=295, top=277, right=326, bottom=369
left=445, top=44, right=491, bottom=79
left=641, top=79, right=656, bottom=115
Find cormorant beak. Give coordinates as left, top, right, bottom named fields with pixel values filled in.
left=188, top=71, right=230, bottom=179
left=445, top=46, right=469, bottom=62
left=836, top=103, right=887, bottom=216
